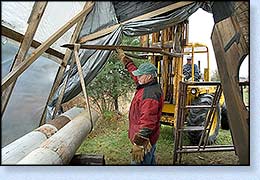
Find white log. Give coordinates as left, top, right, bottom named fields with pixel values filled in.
left=17, top=109, right=99, bottom=164
left=61, top=106, right=85, bottom=120
left=17, top=148, right=63, bottom=164
left=1, top=131, right=46, bottom=164
left=2, top=107, right=84, bottom=164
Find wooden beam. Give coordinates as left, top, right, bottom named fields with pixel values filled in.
left=1, top=2, right=48, bottom=115
left=51, top=57, right=76, bottom=119
left=125, top=2, right=193, bottom=24
left=211, top=15, right=249, bottom=164
left=78, top=1, right=194, bottom=43
left=2, top=26, right=64, bottom=60
left=61, top=44, right=180, bottom=57
left=1, top=1, right=94, bottom=92
left=78, top=24, right=120, bottom=44
left=39, top=2, right=93, bottom=125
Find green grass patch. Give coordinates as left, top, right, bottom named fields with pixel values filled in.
left=77, top=113, right=238, bottom=165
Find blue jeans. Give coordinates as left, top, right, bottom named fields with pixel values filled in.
left=131, top=144, right=156, bottom=165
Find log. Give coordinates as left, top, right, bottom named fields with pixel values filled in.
left=17, top=109, right=99, bottom=164
left=1, top=107, right=84, bottom=164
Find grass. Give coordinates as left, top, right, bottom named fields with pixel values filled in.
left=77, top=114, right=131, bottom=165
left=77, top=112, right=239, bottom=165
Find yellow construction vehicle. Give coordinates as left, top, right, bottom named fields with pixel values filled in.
left=146, top=25, right=226, bottom=145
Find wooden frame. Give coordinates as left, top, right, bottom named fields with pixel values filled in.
left=2, top=26, right=64, bottom=61
left=1, top=1, right=94, bottom=91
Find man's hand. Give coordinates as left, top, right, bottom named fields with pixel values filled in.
left=131, top=134, right=152, bottom=163
left=115, top=48, right=125, bottom=60
left=115, top=48, right=132, bottom=66
left=131, top=144, right=145, bottom=163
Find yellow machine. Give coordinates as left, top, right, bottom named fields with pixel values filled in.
left=150, top=39, right=225, bottom=144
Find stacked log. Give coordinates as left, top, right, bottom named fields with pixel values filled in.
left=17, top=109, right=99, bottom=164
left=2, top=107, right=84, bottom=164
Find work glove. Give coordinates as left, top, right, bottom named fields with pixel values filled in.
left=115, top=48, right=132, bottom=66
left=131, top=144, right=145, bottom=163
left=131, top=134, right=152, bottom=163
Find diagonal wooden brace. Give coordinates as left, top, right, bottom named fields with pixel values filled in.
left=73, top=44, right=94, bottom=132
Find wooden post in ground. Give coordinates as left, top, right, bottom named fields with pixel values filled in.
left=17, top=109, right=99, bottom=164
left=1, top=2, right=48, bottom=115
left=211, top=4, right=249, bottom=164
left=1, top=107, right=84, bottom=164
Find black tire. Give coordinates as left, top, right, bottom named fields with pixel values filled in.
left=187, top=94, right=220, bottom=145
left=221, top=103, right=230, bottom=130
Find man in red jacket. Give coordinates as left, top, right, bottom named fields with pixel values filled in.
left=116, top=48, right=164, bottom=165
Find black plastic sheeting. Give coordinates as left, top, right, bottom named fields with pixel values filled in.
left=112, top=1, right=177, bottom=22
left=79, top=1, right=118, bottom=39
left=122, top=2, right=202, bottom=36
left=47, top=1, right=212, bottom=119
left=211, top=1, right=234, bottom=23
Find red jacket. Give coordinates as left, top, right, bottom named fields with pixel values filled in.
left=126, top=61, right=164, bottom=145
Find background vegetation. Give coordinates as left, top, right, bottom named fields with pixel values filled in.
left=86, top=35, right=147, bottom=117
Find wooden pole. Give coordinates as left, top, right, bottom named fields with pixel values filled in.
left=1, top=107, right=84, bottom=164
left=1, top=1, right=94, bottom=91
left=39, top=2, right=94, bottom=125
left=51, top=57, right=76, bottom=119
left=17, top=109, right=99, bottom=164
left=61, top=44, right=180, bottom=57
left=1, top=2, right=48, bottom=115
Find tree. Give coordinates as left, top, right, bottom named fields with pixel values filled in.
left=87, top=35, right=147, bottom=116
